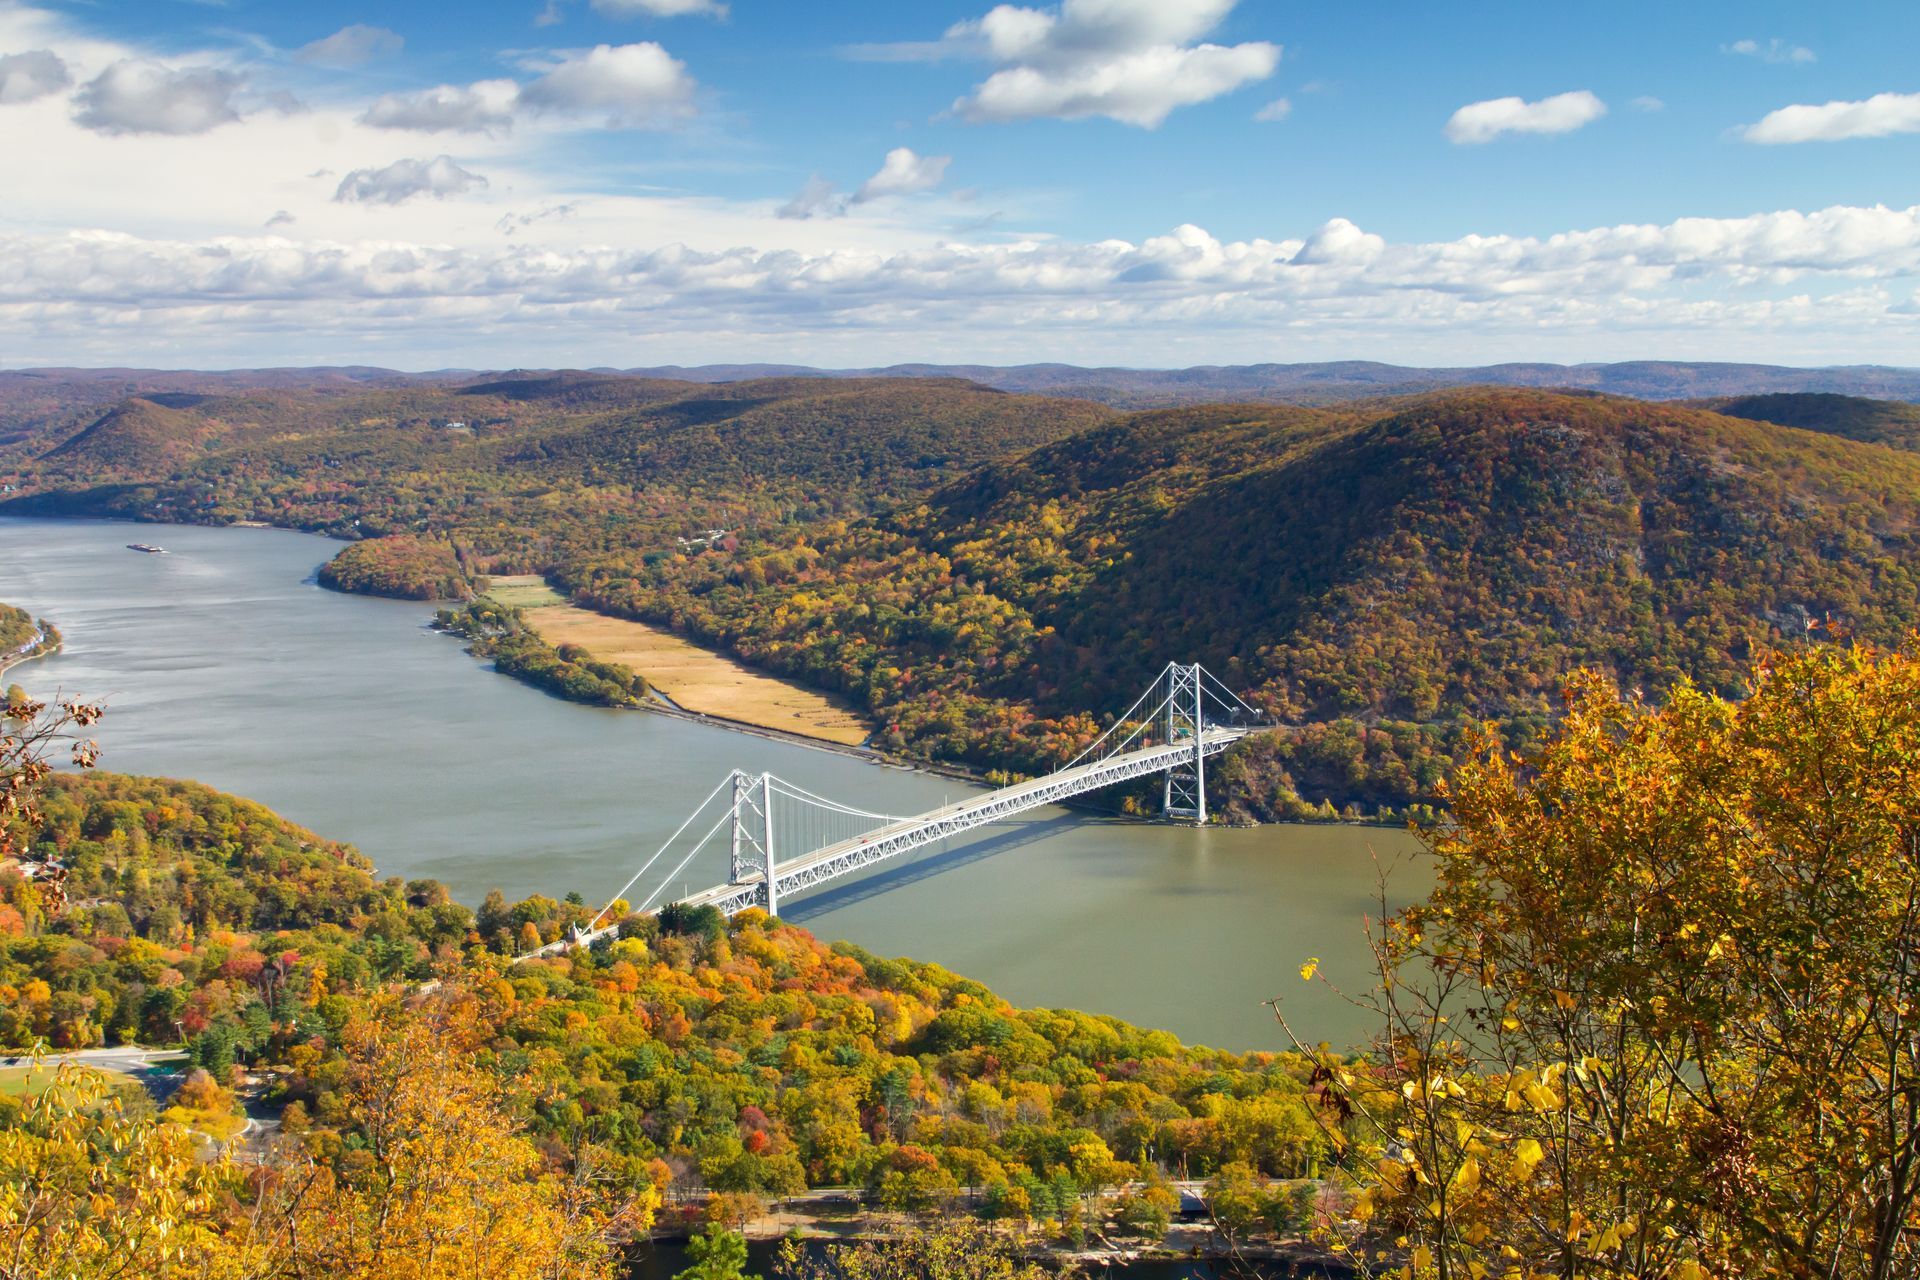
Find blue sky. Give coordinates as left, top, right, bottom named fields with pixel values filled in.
left=1, top=0, right=1917, bottom=368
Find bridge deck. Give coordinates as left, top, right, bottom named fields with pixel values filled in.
left=680, top=726, right=1258, bottom=917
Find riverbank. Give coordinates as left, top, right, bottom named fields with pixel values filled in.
left=0, top=611, right=59, bottom=676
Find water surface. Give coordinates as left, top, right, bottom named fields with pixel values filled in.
left=0, top=518, right=1421, bottom=1050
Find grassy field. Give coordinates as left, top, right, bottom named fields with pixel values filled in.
left=483, top=573, right=566, bottom=609
left=515, top=603, right=872, bottom=746
left=0, top=1064, right=54, bottom=1096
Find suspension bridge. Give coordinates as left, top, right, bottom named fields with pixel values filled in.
left=527, top=662, right=1270, bottom=958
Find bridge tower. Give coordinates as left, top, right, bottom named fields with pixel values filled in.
left=1161, top=662, right=1208, bottom=824
left=727, top=770, right=778, bottom=915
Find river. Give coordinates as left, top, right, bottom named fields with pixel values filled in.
left=0, top=518, right=1423, bottom=1051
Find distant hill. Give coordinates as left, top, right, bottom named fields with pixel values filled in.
left=589, top=388, right=1920, bottom=816
left=618, top=360, right=1920, bottom=408
left=0, top=365, right=454, bottom=462
left=1688, top=392, right=1920, bottom=453
left=49, top=397, right=234, bottom=470
left=4, top=373, right=1116, bottom=592
left=6, top=362, right=1919, bottom=444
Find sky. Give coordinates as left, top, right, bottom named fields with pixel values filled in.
left=1, top=0, right=1918, bottom=370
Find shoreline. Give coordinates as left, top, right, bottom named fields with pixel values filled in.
left=0, top=628, right=59, bottom=678
left=0, top=513, right=1402, bottom=831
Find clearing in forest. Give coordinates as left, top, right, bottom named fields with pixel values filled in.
left=491, top=583, right=871, bottom=747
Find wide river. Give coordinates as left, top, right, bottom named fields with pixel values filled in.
left=0, top=518, right=1422, bottom=1050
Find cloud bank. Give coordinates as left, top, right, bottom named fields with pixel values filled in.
left=7, top=202, right=1918, bottom=365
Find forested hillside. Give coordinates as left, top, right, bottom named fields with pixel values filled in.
left=1692, top=392, right=1920, bottom=453
left=3, top=373, right=1112, bottom=596
left=577, top=389, right=1920, bottom=816
left=15, top=378, right=1920, bottom=817
left=1, top=769, right=1327, bottom=1221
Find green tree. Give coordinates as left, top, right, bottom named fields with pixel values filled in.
left=682, top=1223, right=760, bottom=1280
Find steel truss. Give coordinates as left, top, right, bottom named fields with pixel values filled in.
left=683, top=727, right=1252, bottom=917
left=527, top=663, right=1272, bottom=959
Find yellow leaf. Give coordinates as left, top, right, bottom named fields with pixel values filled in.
left=1511, top=1138, right=1544, bottom=1177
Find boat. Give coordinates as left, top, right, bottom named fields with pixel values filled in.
left=126, top=543, right=166, bottom=554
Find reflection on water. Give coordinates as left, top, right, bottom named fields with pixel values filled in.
left=0, top=517, right=1423, bottom=1050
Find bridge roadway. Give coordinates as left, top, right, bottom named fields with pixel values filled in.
left=524, top=725, right=1265, bottom=959
left=549, top=726, right=1260, bottom=956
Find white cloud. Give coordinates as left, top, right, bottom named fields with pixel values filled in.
left=265, top=210, right=296, bottom=228
left=1252, top=96, right=1289, bottom=122
left=1743, top=91, right=1920, bottom=144
left=1725, top=38, right=1815, bottom=65
left=855, top=148, right=951, bottom=202
left=1445, top=90, right=1605, bottom=144
left=517, top=42, right=696, bottom=126
left=1288, top=217, right=1383, bottom=265
left=0, top=49, right=69, bottom=104
left=8, top=202, right=1920, bottom=367
left=334, top=155, right=489, bottom=204
left=923, top=0, right=1279, bottom=128
left=361, top=81, right=519, bottom=133
left=777, top=175, right=844, bottom=220
left=1630, top=96, right=1665, bottom=113
left=591, top=0, right=728, bottom=17
left=73, top=59, right=244, bottom=136
left=359, top=46, right=696, bottom=134
left=295, top=24, right=404, bottom=69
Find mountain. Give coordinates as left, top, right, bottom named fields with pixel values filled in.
left=1689, top=392, right=1920, bottom=453
left=584, top=388, right=1920, bottom=816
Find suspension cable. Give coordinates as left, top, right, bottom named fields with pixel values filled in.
left=1197, top=665, right=1263, bottom=718
left=765, top=776, right=905, bottom=824
left=636, top=803, right=739, bottom=914
left=1059, top=667, right=1159, bottom=767
left=585, top=770, right=741, bottom=933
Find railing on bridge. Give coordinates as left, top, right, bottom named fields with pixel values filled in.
left=531, top=663, right=1271, bottom=958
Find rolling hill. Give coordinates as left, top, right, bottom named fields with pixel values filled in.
left=15, top=372, right=1920, bottom=818
left=3, top=373, right=1116, bottom=592
left=1689, top=392, right=1920, bottom=453
left=582, top=388, right=1920, bottom=816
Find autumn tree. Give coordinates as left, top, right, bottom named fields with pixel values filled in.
left=0, top=1060, right=256, bottom=1279
left=3, top=687, right=100, bottom=921
left=266, top=990, right=653, bottom=1280
left=774, top=1217, right=1051, bottom=1280
left=1287, top=641, right=1920, bottom=1279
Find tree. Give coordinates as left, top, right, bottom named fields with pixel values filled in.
left=2, top=689, right=101, bottom=920
left=775, top=1217, right=1050, bottom=1280
left=0, top=1060, right=254, bottom=1279
left=682, top=1222, right=762, bottom=1280
left=265, top=990, right=653, bottom=1280
left=1285, top=641, right=1920, bottom=1279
